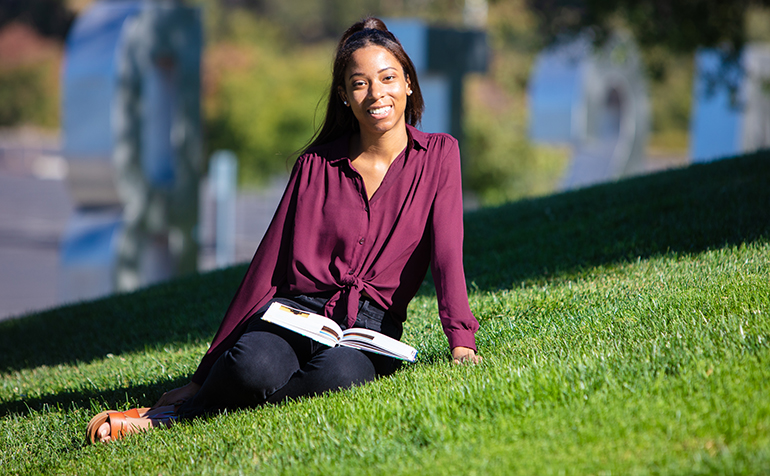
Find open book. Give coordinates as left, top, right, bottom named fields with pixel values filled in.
left=262, top=302, right=417, bottom=362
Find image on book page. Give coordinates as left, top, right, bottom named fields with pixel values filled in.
left=261, top=302, right=417, bottom=362
left=261, top=302, right=342, bottom=348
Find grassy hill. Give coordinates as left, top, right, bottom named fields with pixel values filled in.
left=1, top=152, right=769, bottom=475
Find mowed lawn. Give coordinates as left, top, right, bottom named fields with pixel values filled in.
left=1, top=152, right=768, bottom=475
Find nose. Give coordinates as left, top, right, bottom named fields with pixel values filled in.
left=369, top=81, right=383, bottom=99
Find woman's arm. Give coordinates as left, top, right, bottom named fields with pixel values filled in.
left=429, top=135, right=481, bottom=355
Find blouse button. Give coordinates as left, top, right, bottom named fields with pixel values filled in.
left=358, top=238, right=365, bottom=245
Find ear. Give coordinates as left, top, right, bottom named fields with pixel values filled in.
left=337, top=86, right=348, bottom=105
left=405, top=75, right=413, bottom=96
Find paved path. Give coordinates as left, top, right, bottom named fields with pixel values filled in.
left=0, top=173, right=72, bottom=320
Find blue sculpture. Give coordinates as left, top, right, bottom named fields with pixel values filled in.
left=60, top=0, right=202, bottom=301
left=529, top=33, right=650, bottom=190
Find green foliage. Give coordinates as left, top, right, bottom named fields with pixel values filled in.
left=461, top=3, right=570, bottom=206
left=0, top=63, right=59, bottom=128
left=201, top=0, right=469, bottom=42
left=0, top=1, right=70, bottom=128
left=463, top=98, right=568, bottom=205
left=645, top=50, right=694, bottom=153
left=460, top=1, right=570, bottom=205
left=2, top=151, right=769, bottom=474
left=203, top=12, right=332, bottom=186
left=525, top=0, right=769, bottom=54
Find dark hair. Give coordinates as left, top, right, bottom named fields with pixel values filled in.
left=307, top=17, right=424, bottom=149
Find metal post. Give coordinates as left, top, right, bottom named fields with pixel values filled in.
left=210, top=150, right=237, bottom=268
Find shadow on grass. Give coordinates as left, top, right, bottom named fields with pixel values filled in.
left=1, top=152, right=769, bottom=378
left=0, top=266, right=246, bottom=374
left=0, top=375, right=191, bottom=418
left=462, top=151, right=770, bottom=289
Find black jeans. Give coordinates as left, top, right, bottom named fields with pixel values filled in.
left=177, top=293, right=403, bottom=418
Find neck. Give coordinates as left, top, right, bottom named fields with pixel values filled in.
left=353, top=125, right=409, bottom=162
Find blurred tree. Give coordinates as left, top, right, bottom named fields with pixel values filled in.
left=209, top=0, right=468, bottom=42
left=0, top=0, right=74, bottom=40
left=526, top=0, right=767, bottom=54
left=0, top=66, right=53, bottom=126
left=202, top=12, right=332, bottom=186
left=461, top=1, right=570, bottom=205
left=0, top=23, right=62, bottom=128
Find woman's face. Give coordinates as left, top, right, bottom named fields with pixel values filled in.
left=339, top=45, right=411, bottom=139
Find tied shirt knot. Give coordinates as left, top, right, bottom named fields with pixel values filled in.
left=324, top=274, right=365, bottom=328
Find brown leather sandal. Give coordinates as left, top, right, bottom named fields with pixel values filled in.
left=86, top=407, right=175, bottom=444
left=86, top=407, right=151, bottom=441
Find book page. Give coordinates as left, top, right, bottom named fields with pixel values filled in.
left=339, top=328, right=418, bottom=362
left=261, top=302, right=343, bottom=348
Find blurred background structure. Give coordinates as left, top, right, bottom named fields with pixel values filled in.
left=528, top=32, right=649, bottom=190
left=60, top=0, right=203, bottom=303
left=690, top=45, right=770, bottom=162
left=2, top=0, right=770, bottom=320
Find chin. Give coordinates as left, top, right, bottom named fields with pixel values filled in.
left=366, top=119, right=403, bottom=134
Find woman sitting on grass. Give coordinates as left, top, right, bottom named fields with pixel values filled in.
left=88, top=16, right=481, bottom=444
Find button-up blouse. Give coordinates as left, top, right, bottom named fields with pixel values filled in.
left=191, top=125, right=479, bottom=384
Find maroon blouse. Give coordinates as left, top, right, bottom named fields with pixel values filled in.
left=191, top=125, right=479, bottom=384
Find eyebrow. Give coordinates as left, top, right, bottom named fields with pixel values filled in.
left=348, top=66, right=398, bottom=81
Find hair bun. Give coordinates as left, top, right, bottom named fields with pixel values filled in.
left=338, top=17, right=390, bottom=48
left=362, top=17, right=388, bottom=32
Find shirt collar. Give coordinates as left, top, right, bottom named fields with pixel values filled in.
left=406, top=124, right=429, bottom=152
left=326, top=124, right=428, bottom=165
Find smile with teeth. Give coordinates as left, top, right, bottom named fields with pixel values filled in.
left=368, top=105, right=392, bottom=116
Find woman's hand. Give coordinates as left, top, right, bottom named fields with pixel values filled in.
left=451, top=346, right=482, bottom=365
left=154, top=381, right=201, bottom=408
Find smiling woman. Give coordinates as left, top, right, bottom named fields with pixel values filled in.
left=340, top=46, right=414, bottom=198
left=86, top=17, right=481, bottom=444
left=341, top=47, right=411, bottom=140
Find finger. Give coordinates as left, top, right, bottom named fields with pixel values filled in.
left=454, top=354, right=482, bottom=365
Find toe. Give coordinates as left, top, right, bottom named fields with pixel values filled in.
left=97, top=422, right=111, bottom=443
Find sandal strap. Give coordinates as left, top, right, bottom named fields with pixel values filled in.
left=107, top=412, right=129, bottom=440
left=122, top=407, right=151, bottom=419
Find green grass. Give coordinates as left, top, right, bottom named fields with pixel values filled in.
left=2, top=152, right=769, bottom=475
